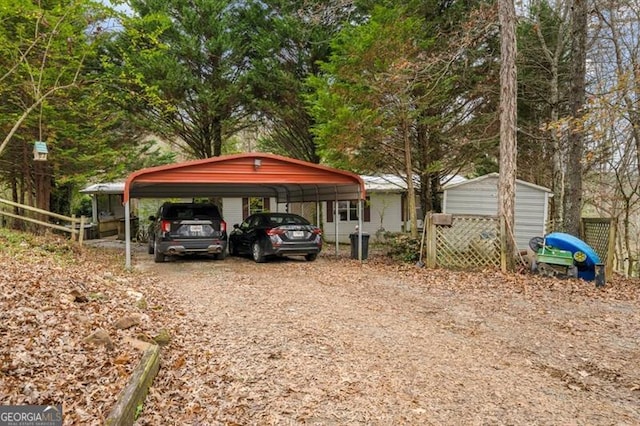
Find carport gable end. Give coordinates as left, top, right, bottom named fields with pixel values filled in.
left=123, top=153, right=365, bottom=204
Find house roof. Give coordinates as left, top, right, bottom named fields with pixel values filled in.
left=122, top=153, right=366, bottom=203
left=442, top=172, right=552, bottom=193
left=80, top=182, right=125, bottom=195
left=362, top=175, right=407, bottom=192
left=363, top=174, right=467, bottom=192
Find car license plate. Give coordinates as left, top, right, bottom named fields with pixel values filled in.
left=292, top=231, right=304, bottom=238
left=190, top=225, right=203, bottom=233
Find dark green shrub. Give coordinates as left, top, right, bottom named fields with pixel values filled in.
left=73, top=195, right=93, bottom=217
left=384, top=232, right=422, bottom=263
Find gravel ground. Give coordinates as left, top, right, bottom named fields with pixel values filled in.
left=124, top=244, right=640, bottom=425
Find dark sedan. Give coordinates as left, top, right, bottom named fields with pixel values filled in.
left=229, top=212, right=322, bottom=263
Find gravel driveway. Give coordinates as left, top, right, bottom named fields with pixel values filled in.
left=129, top=246, right=640, bottom=425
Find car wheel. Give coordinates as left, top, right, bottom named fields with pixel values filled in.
left=148, top=237, right=154, bottom=254
left=305, top=253, right=317, bottom=262
left=214, top=246, right=228, bottom=260
left=153, top=239, right=165, bottom=263
left=252, top=241, right=266, bottom=263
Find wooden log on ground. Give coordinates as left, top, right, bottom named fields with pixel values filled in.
left=105, top=344, right=161, bottom=426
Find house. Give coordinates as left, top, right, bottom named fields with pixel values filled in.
left=319, top=174, right=466, bottom=243
left=81, top=172, right=467, bottom=244
left=79, top=182, right=132, bottom=238
left=442, top=173, right=552, bottom=250
left=309, top=175, right=402, bottom=243
left=219, top=176, right=406, bottom=243
left=140, top=174, right=464, bottom=243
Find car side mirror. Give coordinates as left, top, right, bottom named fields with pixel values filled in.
left=233, top=224, right=240, bottom=229
left=148, top=215, right=156, bottom=221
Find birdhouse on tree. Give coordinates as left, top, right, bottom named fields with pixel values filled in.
left=33, top=141, right=48, bottom=161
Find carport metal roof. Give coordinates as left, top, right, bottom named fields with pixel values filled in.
left=122, top=153, right=367, bottom=268
left=124, top=153, right=366, bottom=203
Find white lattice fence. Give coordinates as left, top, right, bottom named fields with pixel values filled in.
left=430, top=215, right=501, bottom=269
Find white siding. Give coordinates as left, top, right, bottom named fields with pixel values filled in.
left=444, top=178, right=499, bottom=216
left=371, top=193, right=404, bottom=234
left=443, top=175, right=549, bottom=250
left=513, top=185, right=548, bottom=249
left=321, top=192, right=403, bottom=243
left=222, top=198, right=244, bottom=228
left=222, top=197, right=280, bottom=228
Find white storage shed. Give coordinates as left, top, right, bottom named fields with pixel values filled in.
left=442, top=173, right=552, bottom=250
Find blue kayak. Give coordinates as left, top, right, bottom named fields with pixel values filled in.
left=544, top=232, right=601, bottom=281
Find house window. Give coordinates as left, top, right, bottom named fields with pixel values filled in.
left=242, top=197, right=271, bottom=219
left=327, top=198, right=370, bottom=223
left=338, top=201, right=359, bottom=221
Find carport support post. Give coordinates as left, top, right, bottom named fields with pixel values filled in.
left=91, top=194, right=98, bottom=224
left=125, top=201, right=132, bottom=269
left=358, top=198, right=363, bottom=261
left=334, top=195, right=339, bottom=256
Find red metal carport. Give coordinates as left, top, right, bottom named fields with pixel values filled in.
left=122, top=153, right=367, bottom=267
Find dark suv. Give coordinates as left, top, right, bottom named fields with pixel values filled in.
left=148, top=202, right=227, bottom=263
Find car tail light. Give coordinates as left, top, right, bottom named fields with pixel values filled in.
left=220, top=220, right=227, bottom=233
left=161, top=220, right=171, bottom=233
left=312, top=228, right=322, bottom=235
left=266, top=228, right=285, bottom=236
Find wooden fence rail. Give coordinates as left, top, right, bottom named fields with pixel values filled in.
left=0, top=197, right=86, bottom=244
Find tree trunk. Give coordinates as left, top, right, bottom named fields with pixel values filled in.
left=498, top=0, right=518, bottom=272
left=213, top=117, right=223, bottom=157
left=623, top=198, right=633, bottom=277
left=563, top=0, right=588, bottom=236
left=403, top=116, right=418, bottom=239
left=634, top=63, right=640, bottom=176
left=33, top=161, right=52, bottom=229
left=532, top=0, right=570, bottom=230
left=430, top=174, right=441, bottom=212
left=20, top=142, right=28, bottom=230
left=550, top=59, right=564, bottom=228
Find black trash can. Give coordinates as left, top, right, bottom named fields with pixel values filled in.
left=349, top=232, right=370, bottom=260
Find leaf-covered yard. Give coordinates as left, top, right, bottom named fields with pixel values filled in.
left=0, top=231, right=175, bottom=423
left=1, top=230, right=639, bottom=424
